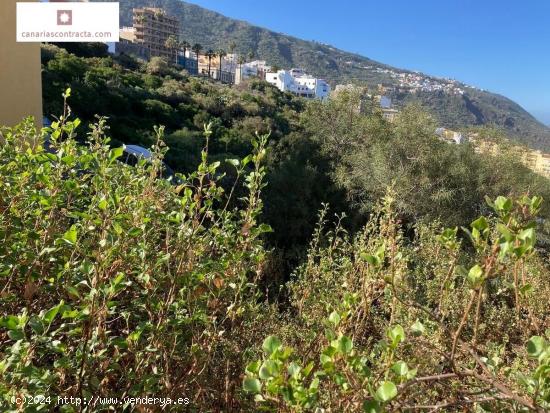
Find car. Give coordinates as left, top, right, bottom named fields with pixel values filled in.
left=121, top=144, right=179, bottom=184
left=42, top=119, right=179, bottom=185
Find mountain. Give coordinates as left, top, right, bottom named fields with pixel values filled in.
left=107, top=0, right=550, bottom=151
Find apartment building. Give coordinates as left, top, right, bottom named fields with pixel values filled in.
left=132, top=8, right=179, bottom=60
left=521, top=149, right=550, bottom=177
left=0, top=0, right=43, bottom=129
left=266, top=69, right=330, bottom=100
left=469, top=135, right=550, bottom=178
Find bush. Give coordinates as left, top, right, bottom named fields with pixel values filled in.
left=244, top=192, right=550, bottom=412
left=0, top=105, right=273, bottom=411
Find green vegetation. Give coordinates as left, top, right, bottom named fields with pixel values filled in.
left=0, top=109, right=274, bottom=411
left=1, top=110, right=549, bottom=412
left=245, top=192, right=550, bottom=412
left=104, top=0, right=550, bottom=150
left=41, top=44, right=550, bottom=253
left=1, top=44, right=550, bottom=411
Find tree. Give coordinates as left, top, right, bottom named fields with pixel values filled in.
left=216, top=49, right=227, bottom=82
left=228, top=41, right=237, bottom=55
left=237, top=55, right=246, bottom=83
left=205, top=49, right=215, bottom=78
left=192, top=43, right=203, bottom=73
left=144, top=56, right=170, bottom=76
left=164, top=35, right=179, bottom=65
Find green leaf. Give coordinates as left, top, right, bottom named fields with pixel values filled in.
left=410, top=320, right=425, bottom=336
left=388, top=325, right=405, bottom=347
left=28, top=316, right=44, bottom=334
left=328, top=311, right=341, bottom=326
left=526, top=336, right=546, bottom=358
left=494, top=196, right=512, bottom=213
left=62, top=225, right=78, bottom=245
left=0, top=315, right=19, bottom=330
left=519, top=284, right=533, bottom=296
left=467, top=265, right=484, bottom=288
left=309, top=377, right=320, bottom=391
left=259, top=360, right=279, bottom=379
left=303, top=361, right=315, bottom=377
left=243, top=377, right=261, bottom=394
left=496, top=223, right=513, bottom=241
left=332, top=335, right=353, bottom=354
left=241, top=154, right=253, bottom=166
left=287, top=362, right=301, bottom=378
left=257, top=223, right=273, bottom=233
left=245, top=361, right=260, bottom=375
left=98, top=198, right=108, bottom=211
left=391, top=361, right=409, bottom=376
left=375, top=381, right=398, bottom=402
left=471, top=216, right=489, bottom=232
left=361, top=253, right=379, bottom=266
left=109, top=147, right=124, bottom=161
left=44, top=301, right=64, bottom=324
left=8, top=330, right=24, bottom=341
left=262, top=336, right=281, bottom=356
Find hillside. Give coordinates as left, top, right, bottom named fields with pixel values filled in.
left=106, top=0, right=550, bottom=150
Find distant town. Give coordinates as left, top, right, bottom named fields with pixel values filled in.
left=113, top=7, right=550, bottom=180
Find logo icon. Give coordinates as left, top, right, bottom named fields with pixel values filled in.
left=57, top=10, right=72, bottom=26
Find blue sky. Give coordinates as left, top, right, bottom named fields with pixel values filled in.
left=187, top=0, right=550, bottom=125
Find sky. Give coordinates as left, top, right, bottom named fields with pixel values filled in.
left=186, top=0, right=550, bottom=125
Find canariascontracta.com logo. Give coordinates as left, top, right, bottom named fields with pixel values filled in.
left=17, top=2, right=119, bottom=42
left=57, top=10, right=73, bottom=26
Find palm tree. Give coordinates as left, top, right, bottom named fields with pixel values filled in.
left=192, top=43, right=202, bottom=74
left=205, top=49, right=215, bottom=78
left=247, top=51, right=255, bottom=61
left=216, top=48, right=227, bottom=81
left=180, top=40, right=190, bottom=66
left=237, top=55, right=246, bottom=84
left=164, top=35, right=179, bottom=65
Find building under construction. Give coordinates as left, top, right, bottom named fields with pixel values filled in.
left=132, top=7, right=179, bottom=60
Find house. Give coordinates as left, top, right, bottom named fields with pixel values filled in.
left=235, top=60, right=272, bottom=84
left=177, top=50, right=198, bottom=75
left=265, top=69, right=330, bottom=100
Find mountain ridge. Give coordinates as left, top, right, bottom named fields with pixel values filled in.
left=106, top=0, right=550, bottom=151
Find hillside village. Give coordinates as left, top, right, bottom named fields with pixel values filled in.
left=114, top=7, right=550, bottom=180
left=370, top=67, right=474, bottom=95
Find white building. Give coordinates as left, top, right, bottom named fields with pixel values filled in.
left=265, top=68, right=330, bottom=100
left=235, top=60, right=272, bottom=84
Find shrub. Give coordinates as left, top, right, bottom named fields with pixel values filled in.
left=244, top=192, right=550, bottom=412
left=0, top=100, right=272, bottom=411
